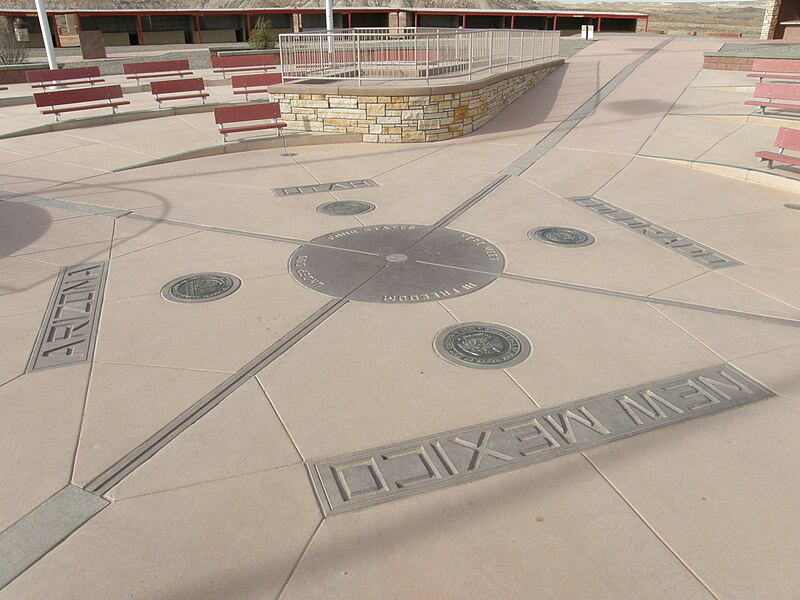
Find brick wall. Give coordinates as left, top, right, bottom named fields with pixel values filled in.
left=702, top=55, right=755, bottom=71
left=270, top=60, right=562, bottom=143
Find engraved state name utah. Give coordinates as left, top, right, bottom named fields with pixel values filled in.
left=310, top=364, right=772, bottom=515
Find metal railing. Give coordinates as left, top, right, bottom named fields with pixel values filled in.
left=279, top=28, right=560, bottom=84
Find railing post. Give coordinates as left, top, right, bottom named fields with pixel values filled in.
left=356, top=33, right=361, bottom=85
left=506, top=30, right=511, bottom=71
left=468, top=32, right=473, bottom=81
left=488, top=29, right=493, bottom=73
left=426, top=35, right=430, bottom=83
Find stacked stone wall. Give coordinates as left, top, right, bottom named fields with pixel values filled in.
left=270, top=61, right=561, bottom=143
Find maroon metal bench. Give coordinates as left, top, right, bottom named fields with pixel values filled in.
left=34, top=85, right=130, bottom=121
left=26, top=66, right=104, bottom=89
left=214, top=102, right=287, bottom=142
left=123, top=59, right=192, bottom=84
left=745, top=82, right=800, bottom=115
left=747, top=58, right=800, bottom=83
left=231, top=73, right=282, bottom=101
left=150, top=77, right=209, bottom=107
left=211, top=54, right=278, bottom=78
left=756, top=127, right=800, bottom=169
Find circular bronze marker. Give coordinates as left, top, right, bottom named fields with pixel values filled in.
left=434, top=322, right=531, bottom=370
left=161, top=273, right=241, bottom=303
left=289, top=225, right=505, bottom=304
left=317, top=201, right=376, bottom=216
left=529, top=227, right=595, bottom=247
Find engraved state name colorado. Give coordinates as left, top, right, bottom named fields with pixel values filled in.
left=310, top=364, right=773, bottom=515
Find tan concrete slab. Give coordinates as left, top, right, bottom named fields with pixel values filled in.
left=586, top=394, right=800, bottom=600
left=0, top=212, right=114, bottom=259
left=502, top=227, right=706, bottom=296
left=109, top=378, right=301, bottom=500
left=257, top=300, right=537, bottom=459
left=639, top=115, right=744, bottom=161
left=0, top=365, right=90, bottom=531
left=451, top=175, right=618, bottom=246
left=653, top=304, right=800, bottom=362
left=58, top=115, right=198, bottom=144
left=0, top=256, right=60, bottom=318
left=598, top=157, right=794, bottom=222
left=0, top=132, right=95, bottom=157
left=104, top=229, right=293, bottom=300
left=15, top=239, right=112, bottom=268
left=287, top=141, right=452, bottom=183
left=440, top=277, right=721, bottom=408
left=651, top=270, right=800, bottom=319
left=689, top=69, right=753, bottom=88
left=43, top=142, right=154, bottom=172
left=2, top=465, right=321, bottom=600
left=722, top=264, right=800, bottom=311
left=0, top=149, right=27, bottom=165
left=0, top=157, right=104, bottom=196
left=96, top=273, right=329, bottom=373
left=344, top=172, right=499, bottom=228
left=282, top=455, right=713, bottom=600
left=110, top=217, right=199, bottom=259
left=557, top=123, right=652, bottom=154
left=732, top=343, right=800, bottom=400
left=110, top=128, right=221, bottom=158
left=0, top=201, right=80, bottom=260
left=72, top=362, right=230, bottom=486
left=670, top=87, right=755, bottom=117
left=520, top=147, right=635, bottom=198
left=697, top=122, right=785, bottom=170
left=664, top=209, right=799, bottom=269
left=0, top=311, right=45, bottom=385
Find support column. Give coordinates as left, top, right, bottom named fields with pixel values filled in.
left=761, top=0, right=781, bottom=39
left=50, top=14, right=61, bottom=48
left=33, top=0, right=57, bottom=69
left=195, top=15, right=202, bottom=43
left=136, top=14, right=144, bottom=45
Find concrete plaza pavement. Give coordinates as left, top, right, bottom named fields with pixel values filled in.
left=0, top=35, right=799, bottom=599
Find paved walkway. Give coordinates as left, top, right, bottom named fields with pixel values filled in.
left=0, top=35, right=798, bottom=599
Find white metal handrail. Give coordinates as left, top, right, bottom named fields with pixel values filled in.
left=279, top=28, right=560, bottom=84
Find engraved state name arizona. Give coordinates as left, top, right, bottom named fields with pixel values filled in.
left=309, top=364, right=773, bottom=515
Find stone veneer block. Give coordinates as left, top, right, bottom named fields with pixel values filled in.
left=270, top=60, right=563, bottom=143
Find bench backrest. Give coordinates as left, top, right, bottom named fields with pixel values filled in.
left=26, top=66, right=101, bottom=84
left=34, top=84, right=124, bottom=108
left=774, top=127, right=800, bottom=151
left=751, top=58, right=800, bottom=74
left=150, top=77, right=205, bottom=95
left=231, top=72, right=282, bottom=89
left=214, top=102, right=282, bottom=125
left=212, top=54, right=279, bottom=69
left=753, top=82, right=800, bottom=102
left=123, top=59, right=191, bottom=76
